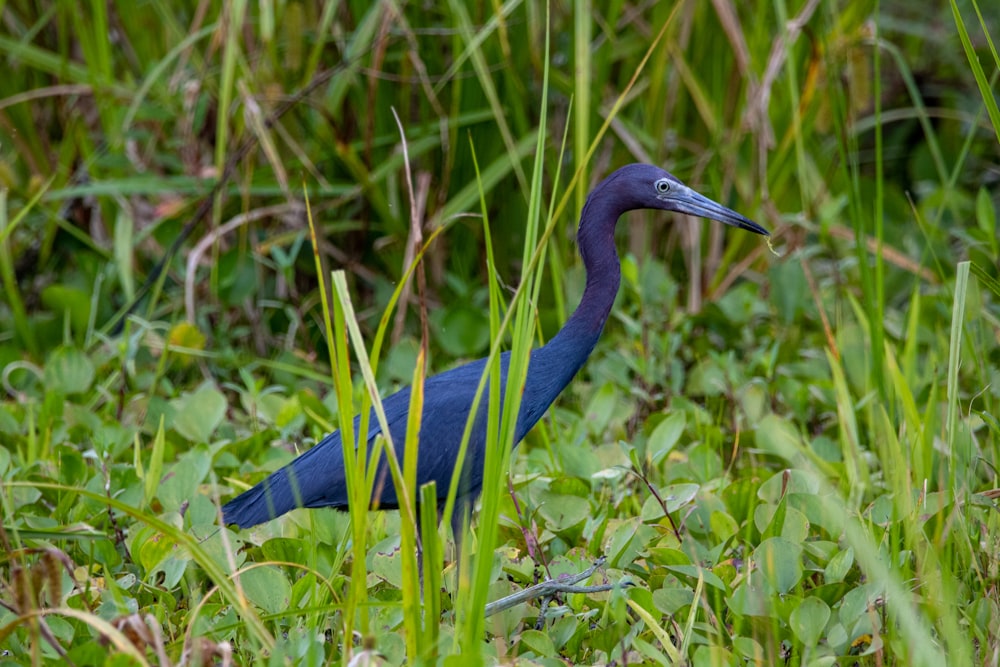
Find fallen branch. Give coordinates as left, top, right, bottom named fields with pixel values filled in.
left=485, top=557, right=632, bottom=617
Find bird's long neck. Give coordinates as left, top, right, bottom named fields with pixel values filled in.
left=559, top=192, right=625, bottom=345
left=514, top=186, right=626, bottom=440
left=530, top=192, right=624, bottom=386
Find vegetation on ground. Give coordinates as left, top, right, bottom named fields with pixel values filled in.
left=1, top=0, right=998, bottom=665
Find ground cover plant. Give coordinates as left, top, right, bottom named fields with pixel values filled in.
left=1, top=0, right=998, bottom=665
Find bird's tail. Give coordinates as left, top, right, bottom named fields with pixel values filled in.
left=221, top=439, right=344, bottom=528
left=221, top=468, right=294, bottom=528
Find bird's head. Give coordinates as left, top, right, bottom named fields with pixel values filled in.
left=603, top=163, right=769, bottom=236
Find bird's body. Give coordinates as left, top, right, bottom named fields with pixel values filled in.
left=222, top=164, right=768, bottom=530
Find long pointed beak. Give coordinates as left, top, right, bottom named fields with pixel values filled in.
left=671, top=186, right=769, bottom=236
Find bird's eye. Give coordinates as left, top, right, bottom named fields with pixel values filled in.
left=654, top=178, right=670, bottom=194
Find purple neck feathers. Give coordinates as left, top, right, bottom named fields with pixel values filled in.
left=529, top=183, right=627, bottom=394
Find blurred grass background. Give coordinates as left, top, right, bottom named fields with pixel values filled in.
left=0, top=0, right=998, bottom=665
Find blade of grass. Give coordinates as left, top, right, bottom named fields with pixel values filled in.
left=0, top=189, right=40, bottom=357
left=329, top=270, right=423, bottom=660
left=950, top=0, right=1000, bottom=145
left=304, top=187, right=366, bottom=643
left=573, top=0, right=591, bottom=219
left=946, top=261, right=971, bottom=493
left=420, top=481, right=443, bottom=660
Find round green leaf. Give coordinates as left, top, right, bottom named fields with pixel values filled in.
left=171, top=384, right=227, bottom=442
left=824, top=547, right=854, bottom=584
left=838, top=583, right=883, bottom=627
left=686, top=358, right=726, bottom=397
left=754, top=536, right=803, bottom=594
left=134, top=528, right=174, bottom=573
left=371, top=537, right=403, bottom=589
left=519, top=629, right=556, bottom=658
left=652, top=587, right=695, bottom=615
left=733, top=636, right=765, bottom=662
left=791, top=596, right=831, bottom=647
left=709, top=509, right=739, bottom=542
left=538, top=493, right=591, bottom=532
left=758, top=469, right=820, bottom=502
left=157, top=448, right=212, bottom=512
left=240, top=565, right=292, bottom=614
left=44, top=346, right=94, bottom=395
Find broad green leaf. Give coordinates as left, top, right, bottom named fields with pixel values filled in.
left=240, top=565, right=292, bottom=615
left=693, top=645, right=734, bottom=667
left=664, top=565, right=728, bottom=592
left=583, top=382, right=619, bottom=435
left=758, top=469, right=820, bottom=501
left=606, top=518, right=642, bottom=568
left=709, top=510, right=739, bottom=542
left=839, top=583, right=884, bottom=627
left=791, top=596, right=831, bottom=647
left=261, top=537, right=308, bottom=565
left=786, top=492, right=844, bottom=536
left=727, top=583, right=771, bottom=617
left=518, top=630, right=556, bottom=658
left=663, top=483, right=699, bottom=513
left=171, top=384, right=227, bottom=443
left=713, top=559, right=739, bottom=587
left=150, top=554, right=189, bottom=589
left=758, top=503, right=810, bottom=543
left=733, top=637, right=765, bottom=662
left=260, top=393, right=292, bottom=428
left=824, top=547, right=855, bottom=584
left=687, top=443, right=724, bottom=481
left=652, top=587, right=695, bottom=615
left=157, top=448, right=212, bottom=512
left=431, top=305, right=489, bottom=357
left=646, top=547, right=691, bottom=567
left=806, top=657, right=838, bottom=667
left=648, top=411, right=685, bottom=465
left=44, top=346, right=94, bottom=395
left=134, top=527, right=175, bottom=573
left=371, top=539, right=404, bottom=589
left=754, top=537, right=803, bottom=594
left=686, top=358, right=726, bottom=397
left=538, top=493, right=591, bottom=532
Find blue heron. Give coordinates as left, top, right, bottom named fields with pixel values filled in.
left=221, top=164, right=768, bottom=536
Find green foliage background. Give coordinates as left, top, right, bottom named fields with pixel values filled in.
left=0, top=0, right=998, bottom=665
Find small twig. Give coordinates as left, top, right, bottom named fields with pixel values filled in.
left=485, top=557, right=631, bottom=617
left=626, top=467, right=683, bottom=541
left=389, top=106, right=430, bottom=347
left=506, top=476, right=550, bottom=577
left=102, top=456, right=130, bottom=559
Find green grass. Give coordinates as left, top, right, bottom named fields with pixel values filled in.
left=1, top=1, right=999, bottom=665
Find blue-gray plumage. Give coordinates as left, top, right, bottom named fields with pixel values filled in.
left=221, top=164, right=768, bottom=530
